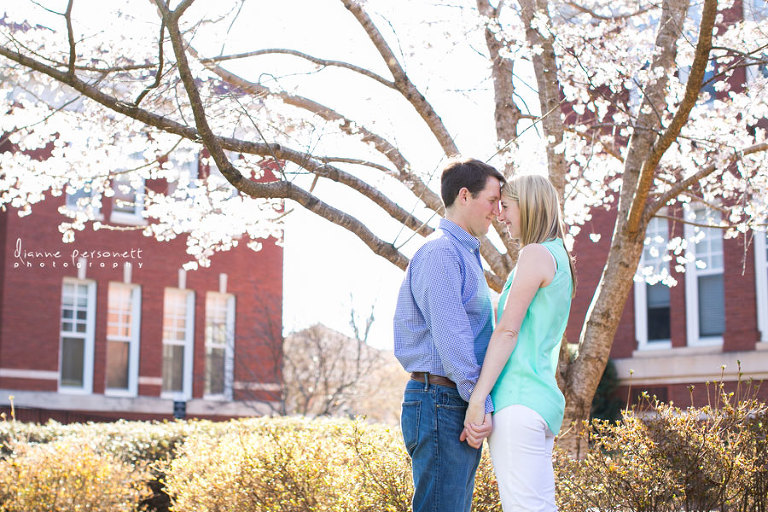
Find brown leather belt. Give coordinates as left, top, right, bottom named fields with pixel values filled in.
left=410, top=372, right=456, bottom=389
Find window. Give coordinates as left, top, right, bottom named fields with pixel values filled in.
left=110, top=174, right=146, bottom=224
left=684, top=209, right=725, bottom=345
left=756, top=231, right=768, bottom=342
left=204, top=293, right=235, bottom=399
left=162, top=289, right=195, bottom=399
left=634, top=217, right=672, bottom=349
left=59, top=279, right=96, bottom=393
left=744, top=0, right=768, bottom=81
left=65, top=184, right=102, bottom=218
left=105, top=283, right=141, bottom=396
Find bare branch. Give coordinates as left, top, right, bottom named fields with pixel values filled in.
left=64, top=0, right=76, bottom=76
left=201, top=48, right=396, bottom=89
left=340, top=0, right=459, bottom=156
left=564, top=2, right=654, bottom=21
left=0, top=29, right=413, bottom=272
left=628, top=0, right=718, bottom=233
left=191, top=45, right=447, bottom=218
left=647, top=140, right=768, bottom=218
left=135, top=20, right=166, bottom=106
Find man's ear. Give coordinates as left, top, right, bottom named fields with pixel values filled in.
left=457, top=187, right=470, bottom=204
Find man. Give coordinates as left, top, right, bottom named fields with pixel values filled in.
left=394, top=157, right=504, bottom=512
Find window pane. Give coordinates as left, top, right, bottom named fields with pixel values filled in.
left=106, top=340, right=130, bottom=390
left=699, top=274, right=725, bottom=336
left=61, top=337, right=85, bottom=387
left=694, top=210, right=723, bottom=271
left=112, top=179, right=139, bottom=215
left=205, top=347, right=226, bottom=395
left=162, top=344, right=185, bottom=393
left=646, top=283, right=670, bottom=341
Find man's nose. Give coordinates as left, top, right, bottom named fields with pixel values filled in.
left=492, top=202, right=501, bottom=216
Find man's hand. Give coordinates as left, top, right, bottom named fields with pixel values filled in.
left=460, top=411, right=492, bottom=449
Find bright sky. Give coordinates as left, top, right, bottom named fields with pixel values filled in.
left=4, top=0, right=545, bottom=349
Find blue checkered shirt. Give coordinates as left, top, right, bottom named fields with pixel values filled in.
left=393, top=219, right=495, bottom=413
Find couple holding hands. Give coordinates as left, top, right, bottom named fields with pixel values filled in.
left=394, top=158, right=575, bottom=512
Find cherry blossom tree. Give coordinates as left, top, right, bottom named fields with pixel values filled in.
left=1, top=0, right=767, bottom=449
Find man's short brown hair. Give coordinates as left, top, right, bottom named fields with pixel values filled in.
left=440, top=158, right=505, bottom=208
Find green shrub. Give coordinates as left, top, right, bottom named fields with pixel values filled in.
left=555, top=388, right=768, bottom=512
left=163, top=416, right=413, bottom=512
left=1, top=390, right=765, bottom=512
left=0, top=438, right=148, bottom=512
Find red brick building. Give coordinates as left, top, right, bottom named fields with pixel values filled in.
left=0, top=158, right=283, bottom=423
left=568, top=205, right=768, bottom=406
left=561, top=0, right=768, bottom=407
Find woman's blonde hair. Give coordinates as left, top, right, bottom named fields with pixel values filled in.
left=503, top=174, right=577, bottom=293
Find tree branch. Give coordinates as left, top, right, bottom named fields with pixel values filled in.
left=135, top=20, right=166, bottom=106
left=64, top=0, right=76, bottom=76
left=564, top=2, right=654, bottom=21
left=627, top=0, right=718, bottom=233
left=519, top=0, right=569, bottom=199
left=340, top=0, right=459, bottom=156
left=0, top=32, right=413, bottom=272
left=200, top=48, right=395, bottom=89
left=647, top=140, right=768, bottom=218
left=191, top=45, right=446, bottom=215
left=617, top=0, right=690, bottom=237
left=477, top=0, right=524, bottom=162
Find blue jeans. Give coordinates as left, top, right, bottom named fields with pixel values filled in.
left=400, top=378, right=483, bottom=512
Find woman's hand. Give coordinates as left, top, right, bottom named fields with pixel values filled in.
left=464, top=398, right=486, bottom=428
left=460, top=398, right=491, bottom=448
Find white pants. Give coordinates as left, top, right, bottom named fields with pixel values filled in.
left=488, top=405, right=557, bottom=512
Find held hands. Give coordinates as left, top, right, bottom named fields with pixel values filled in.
left=460, top=399, right=492, bottom=449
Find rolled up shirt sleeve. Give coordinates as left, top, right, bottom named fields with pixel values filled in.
left=412, top=246, right=494, bottom=414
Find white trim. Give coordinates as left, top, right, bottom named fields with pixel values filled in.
left=634, top=216, right=672, bottom=350
left=123, top=262, right=132, bottom=284
left=234, top=381, right=282, bottom=391
left=0, top=369, right=58, bottom=380
left=178, top=269, right=186, bottom=290
left=104, top=283, right=142, bottom=397
left=77, top=257, right=87, bottom=280
left=614, top=347, right=768, bottom=386
left=755, top=230, right=768, bottom=342
left=0, top=389, right=275, bottom=416
left=203, top=292, right=236, bottom=400
left=138, top=376, right=163, bottom=386
left=684, top=208, right=725, bottom=346
left=219, top=273, right=228, bottom=294
left=58, top=278, right=97, bottom=394
left=160, top=288, right=195, bottom=401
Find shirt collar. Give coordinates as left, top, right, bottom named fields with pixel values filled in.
left=439, top=218, right=480, bottom=252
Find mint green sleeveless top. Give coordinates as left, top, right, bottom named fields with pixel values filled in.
left=490, top=238, right=573, bottom=435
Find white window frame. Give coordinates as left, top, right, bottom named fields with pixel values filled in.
left=744, top=0, right=768, bottom=83
left=634, top=216, right=672, bottom=350
left=109, top=158, right=146, bottom=225
left=104, top=283, right=141, bottom=397
left=64, top=184, right=103, bottom=220
left=161, top=288, right=195, bottom=400
left=203, top=292, right=236, bottom=400
left=755, top=231, right=768, bottom=343
left=58, top=278, right=97, bottom=394
left=684, top=208, right=725, bottom=346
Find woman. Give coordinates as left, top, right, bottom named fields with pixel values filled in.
left=464, top=174, right=575, bottom=511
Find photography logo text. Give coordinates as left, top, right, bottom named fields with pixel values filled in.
left=13, top=238, right=144, bottom=269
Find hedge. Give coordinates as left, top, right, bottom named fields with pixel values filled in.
left=0, top=387, right=765, bottom=511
